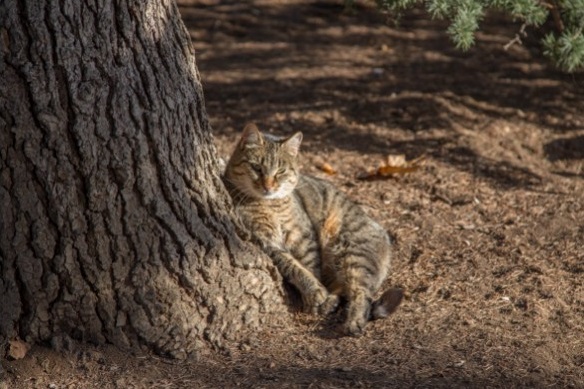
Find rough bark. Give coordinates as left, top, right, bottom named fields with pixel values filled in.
left=0, top=0, right=286, bottom=358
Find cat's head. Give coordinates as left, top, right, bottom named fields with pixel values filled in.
left=225, top=123, right=302, bottom=200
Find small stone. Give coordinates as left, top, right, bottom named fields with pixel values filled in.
left=371, top=68, right=384, bottom=76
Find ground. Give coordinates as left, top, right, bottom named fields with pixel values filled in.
left=2, top=0, right=583, bottom=388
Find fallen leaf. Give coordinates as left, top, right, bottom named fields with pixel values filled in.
left=386, top=154, right=407, bottom=167
left=8, top=338, right=30, bottom=360
left=357, top=154, right=425, bottom=180
left=316, top=161, right=337, bottom=175
left=378, top=165, right=420, bottom=175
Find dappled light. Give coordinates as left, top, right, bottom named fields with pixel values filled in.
left=3, top=1, right=582, bottom=388
left=193, top=1, right=584, bottom=387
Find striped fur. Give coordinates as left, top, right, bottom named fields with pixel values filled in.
left=224, top=124, right=401, bottom=336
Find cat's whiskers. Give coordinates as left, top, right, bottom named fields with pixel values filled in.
left=231, top=191, right=251, bottom=206
left=223, top=177, right=254, bottom=205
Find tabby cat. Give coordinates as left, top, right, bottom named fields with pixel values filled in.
left=224, top=123, right=402, bottom=336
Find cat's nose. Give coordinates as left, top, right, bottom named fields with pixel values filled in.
left=262, top=176, right=276, bottom=191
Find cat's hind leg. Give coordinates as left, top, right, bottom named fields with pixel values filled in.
left=342, top=267, right=375, bottom=336
left=332, top=231, right=391, bottom=336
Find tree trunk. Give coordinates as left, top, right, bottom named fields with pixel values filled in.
left=0, top=0, right=286, bottom=358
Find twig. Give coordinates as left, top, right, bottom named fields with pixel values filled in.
left=539, top=0, right=565, bottom=33
left=504, top=23, right=527, bottom=51
left=550, top=0, right=565, bottom=33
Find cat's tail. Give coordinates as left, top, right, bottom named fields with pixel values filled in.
left=370, top=288, right=404, bottom=320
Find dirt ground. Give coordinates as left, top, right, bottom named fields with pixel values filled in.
left=3, top=1, right=583, bottom=388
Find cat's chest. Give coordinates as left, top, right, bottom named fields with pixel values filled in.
left=240, top=197, right=316, bottom=245
left=278, top=198, right=315, bottom=245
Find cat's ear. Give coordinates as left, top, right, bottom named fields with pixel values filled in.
left=282, top=132, right=303, bottom=157
left=239, top=123, right=263, bottom=149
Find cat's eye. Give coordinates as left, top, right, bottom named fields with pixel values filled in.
left=249, top=163, right=262, bottom=173
left=277, top=168, right=287, bottom=175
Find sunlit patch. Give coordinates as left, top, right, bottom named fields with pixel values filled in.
left=321, top=209, right=342, bottom=246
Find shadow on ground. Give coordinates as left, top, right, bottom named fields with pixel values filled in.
left=3, top=2, right=583, bottom=389
left=180, top=0, right=583, bottom=189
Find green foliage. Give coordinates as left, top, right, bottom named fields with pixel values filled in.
left=446, top=1, right=484, bottom=50
left=375, top=0, right=584, bottom=71
left=544, top=29, right=584, bottom=72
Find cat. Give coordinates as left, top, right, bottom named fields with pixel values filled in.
left=223, top=123, right=402, bottom=336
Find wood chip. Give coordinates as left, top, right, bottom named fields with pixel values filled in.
left=8, top=339, right=30, bottom=360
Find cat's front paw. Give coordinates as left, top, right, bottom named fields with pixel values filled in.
left=342, top=316, right=367, bottom=337
left=302, top=288, right=326, bottom=315
left=303, top=288, right=339, bottom=316
left=319, top=293, right=340, bottom=315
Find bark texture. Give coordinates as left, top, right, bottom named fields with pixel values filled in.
left=0, top=0, right=286, bottom=358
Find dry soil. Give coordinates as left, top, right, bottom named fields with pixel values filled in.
left=3, top=1, right=583, bottom=388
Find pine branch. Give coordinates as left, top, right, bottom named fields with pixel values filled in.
left=376, top=0, right=584, bottom=71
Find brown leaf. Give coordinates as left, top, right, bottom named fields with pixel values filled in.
left=378, top=165, right=420, bottom=175
left=8, top=339, right=30, bottom=360
left=316, top=161, right=337, bottom=175
left=357, top=154, right=425, bottom=180
left=386, top=154, right=407, bottom=167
